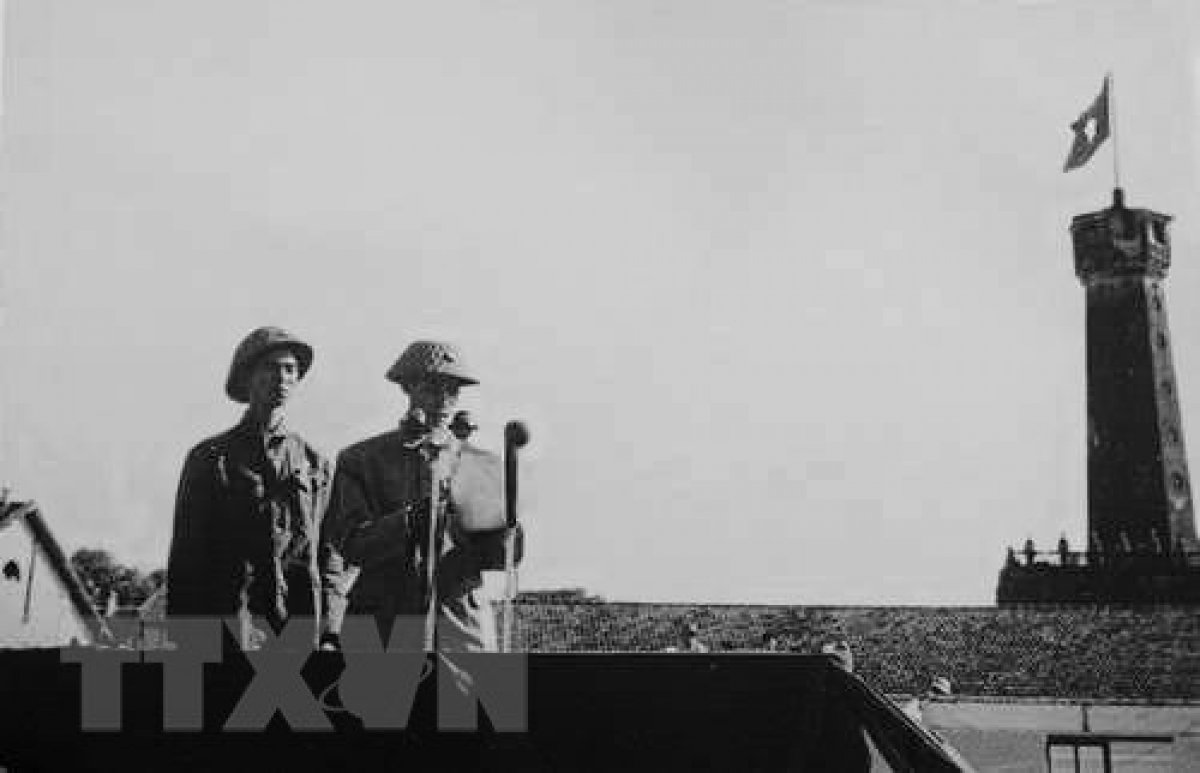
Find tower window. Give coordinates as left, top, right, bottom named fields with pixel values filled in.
left=1151, top=220, right=1168, bottom=245
left=1171, top=472, right=1188, bottom=493
left=1162, top=379, right=1174, bottom=396
left=1166, top=425, right=1181, bottom=445
left=1157, top=332, right=1168, bottom=349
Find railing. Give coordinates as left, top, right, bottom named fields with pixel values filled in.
left=1004, top=548, right=1200, bottom=569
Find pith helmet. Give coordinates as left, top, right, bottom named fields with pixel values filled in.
left=386, top=340, right=479, bottom=390
left=225, top=326, right=314, bottom=403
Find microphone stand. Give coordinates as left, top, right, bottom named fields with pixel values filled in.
left=423, top=462, right=446, bottom=652
left=403, top=410, right=451, bottom=653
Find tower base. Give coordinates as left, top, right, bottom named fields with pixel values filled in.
left=996, top=550, right=1200, bottom=604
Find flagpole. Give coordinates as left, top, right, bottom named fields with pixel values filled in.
left=1109, top=71, right=1121, bottom=191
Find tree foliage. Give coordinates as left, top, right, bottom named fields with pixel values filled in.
left=69, top=548, right=163, bottom=609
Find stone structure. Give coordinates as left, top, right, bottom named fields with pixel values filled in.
left=998, top=189, right=1200, bottom=603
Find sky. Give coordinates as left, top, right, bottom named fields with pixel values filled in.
left=2, top=0, right=1200, bottom=605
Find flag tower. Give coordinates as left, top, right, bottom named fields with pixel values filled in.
left=997, top=77, right=1200, bottom=603
left=1072, top=189, right=1198, bottom=558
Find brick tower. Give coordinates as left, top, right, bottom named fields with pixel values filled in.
left=1077, top=189, right=1198, bottom=555
left=997, top=190, right=1200, bottom=603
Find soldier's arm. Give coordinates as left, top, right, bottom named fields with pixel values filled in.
left=166, top=444, right=218, bottom=618
left=319, top=452, right=414, bottom=638
left=308, top=451, right=334, bottom=631
left=325, top=460, right=413, bottom=567
left=320, top=456, right=365, bottom=639
left=314, top=447, right=333, bottom=507
left=309, top=450, right=334, bottom=537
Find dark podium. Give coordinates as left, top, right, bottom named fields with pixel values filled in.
left=0, top=650, right=971, bottom=772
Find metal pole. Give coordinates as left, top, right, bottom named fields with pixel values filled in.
left=423, top=465, right=444, bottom=652
left=1108, top=72, right=1121, bottom=191
left=501, top=421, right=529, bottom=653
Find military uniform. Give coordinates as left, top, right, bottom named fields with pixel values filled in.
left=166, top=327, right=331, bottom=646
left=167, top=421, right=331, bottom=634
left=321, top=421, right=513, bottom=651
left=320, top=341, right=519, bottom=652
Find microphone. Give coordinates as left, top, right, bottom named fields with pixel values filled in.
left=504, top=420, right=530, bottom=450
left=402, top=408, right=452, bottom=462
left=503, top=421, right=529, bottom=527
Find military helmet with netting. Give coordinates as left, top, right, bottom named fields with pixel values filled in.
left=386, top=340, right=479, bottom=390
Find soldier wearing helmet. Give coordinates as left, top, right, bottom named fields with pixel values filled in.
left=320, top=340, right=520, bottom=652
left=166, top=326, right=331, bottom=647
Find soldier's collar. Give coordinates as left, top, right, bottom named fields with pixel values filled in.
left=263, top=421, right=288, bottom=443
left=397, top=417, right=460, bottom=457
left=237, top=413, right=289, bottom=443
left=398, top=412, right=433, bottom=442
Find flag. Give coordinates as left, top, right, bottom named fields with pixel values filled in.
left=1063, top=76, right=1111, bottom=172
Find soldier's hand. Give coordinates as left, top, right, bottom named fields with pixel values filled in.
left=344, top=508, right=411, bottom=565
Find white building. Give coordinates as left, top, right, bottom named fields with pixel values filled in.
left=0, top=499, right=108, bottom=647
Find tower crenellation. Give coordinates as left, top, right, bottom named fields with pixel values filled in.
left=1072, top=189, right=1171, bottom=282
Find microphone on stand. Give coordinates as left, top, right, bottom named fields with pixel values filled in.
left=403, top=408, right=454, bottom=465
